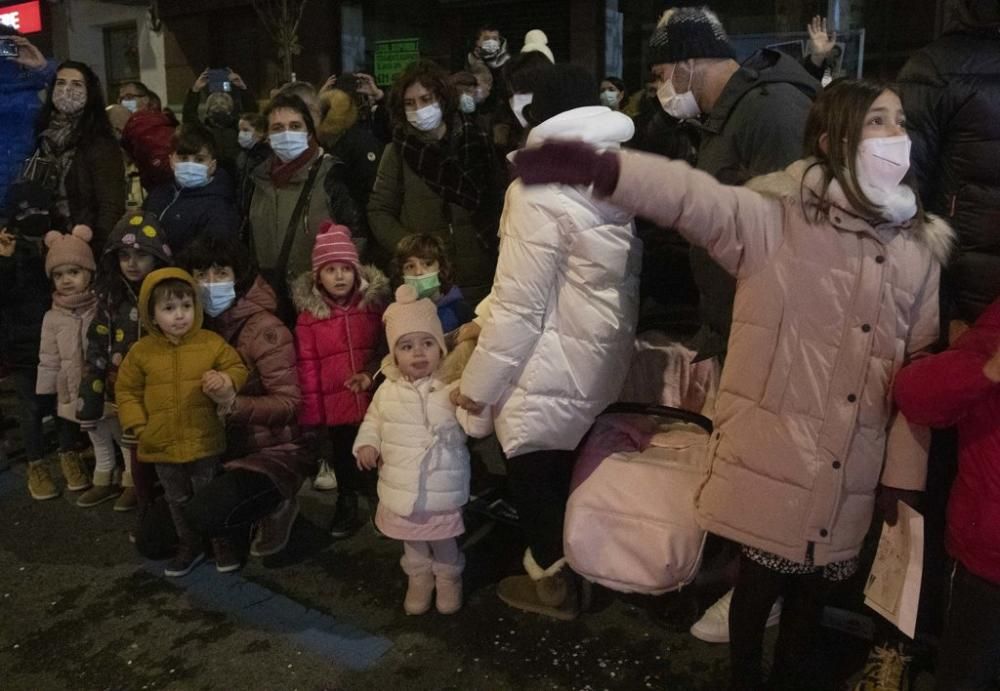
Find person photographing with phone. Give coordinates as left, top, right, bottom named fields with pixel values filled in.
left=184, top=66, right=258, bottom=180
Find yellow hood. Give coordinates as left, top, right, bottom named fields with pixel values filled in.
left=138, top=267, right=204, bottom=340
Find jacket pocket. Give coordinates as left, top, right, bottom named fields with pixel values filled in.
left=760, top=303, right=795, bottom=414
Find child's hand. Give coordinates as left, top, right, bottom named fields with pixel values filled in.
left=0, top=230, right=16, bottom=257
left=344, top=373, right=373, bottom=393
left=451, top=389, right=485, bottom=414
left=984, top=343, right=1000, bottom=383
left=356, top=445, right=380, bottom=471
left=201, top=370, right=235, bottom=403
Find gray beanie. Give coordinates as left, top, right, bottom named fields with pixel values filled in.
left=648, top=6, right=736, bottom=65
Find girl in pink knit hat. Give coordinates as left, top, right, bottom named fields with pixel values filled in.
left=354, top=285, right=493, bottom=615
left=291, top=219, right=390, bottom=538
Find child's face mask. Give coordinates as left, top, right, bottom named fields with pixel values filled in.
left=403, top=271, right=441, bottom=300
left=51, top=264, right=91, bottom=297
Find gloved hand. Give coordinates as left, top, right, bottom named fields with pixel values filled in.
left=876, top=484, right=922, bottom=527
left=512, top=140, right=622, bottom=197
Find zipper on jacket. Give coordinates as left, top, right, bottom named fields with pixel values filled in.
left=159, top=186, right=183, bottom=222
left=343, top=308, right=362, bottom=416
left=949, top=194, right=957, bottom=218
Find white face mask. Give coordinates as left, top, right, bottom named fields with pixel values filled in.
left=856, top=135, right=912, bottom=190
left=459, top=93, right=477, bottom=114
left=269, top=130, right=310, bottom=163
left=480, top=39, right=500, bottom=55
left=657, top=63, right=701, bottom=120
left=237, top=130, right=257, bottom=150
left=510, top=93, right=533, bottom=128
left=407, top=103, right=443, bottom=132
left=600, top=89, right=620, bottom=108
left=121, top=99, right=138, bottom=114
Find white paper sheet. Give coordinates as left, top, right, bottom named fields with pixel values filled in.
left=864, top=501, right=924, bottom=638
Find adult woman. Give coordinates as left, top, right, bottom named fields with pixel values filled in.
left=31, top=61, right=125, bottom=252
left=247, top=93, right=360, bottom=321
left=367, top=60, right=496, bottom=306
left=599, top=76, right=627, bottom=111
left=178, top=234, right=314, bottom=567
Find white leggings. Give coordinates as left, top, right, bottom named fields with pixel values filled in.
left=401, top=538, right=464, bottom=577
left=86, top=417, right=133, bottom=485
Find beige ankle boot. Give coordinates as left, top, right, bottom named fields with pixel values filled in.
left=59, top=451, right=91, bottom=491
left=27, top=460, right=59, bottom=501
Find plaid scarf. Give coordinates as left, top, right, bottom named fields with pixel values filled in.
left=39, top=111, right=82, bottom=221
left=394, top=115, right=491, bottom=212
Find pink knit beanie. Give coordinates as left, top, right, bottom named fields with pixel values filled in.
left=311, top=220, right=360, bottom=275
left=384, top=285, right=447, bottom=356
left=44, top=226, right=97, bottom=276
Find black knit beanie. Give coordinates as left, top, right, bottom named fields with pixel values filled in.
left=524, top=63, right=599, bottom=126
left=648, top=6, right=736, bottom=65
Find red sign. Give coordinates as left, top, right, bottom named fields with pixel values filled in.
left=0, top=2, right=42, bottom=34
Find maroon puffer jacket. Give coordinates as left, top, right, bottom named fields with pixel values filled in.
left=208, top=276, right=314, bottom=499
left=894, top=298, right=1000, bottom=585
left=121, top=109, right=177, bottom=192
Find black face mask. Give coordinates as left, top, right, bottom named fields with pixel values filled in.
left=207, top=112, right=235, bottom=128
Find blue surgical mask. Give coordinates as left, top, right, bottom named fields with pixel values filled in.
left=121, top=99, right=138, bottom=113
left=269, top=130, right=310, bottom=163
left=238, top=130, right=257, bottom=150
left=403, top=271, right=441, bottom=300
left=174, top=161, right=212, bottom=188
left=459, top=93, right=476, bottom=114
left=199, top=280, right=237, bottom=317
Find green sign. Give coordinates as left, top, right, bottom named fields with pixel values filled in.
left=374, top=38, right=420, bottom=86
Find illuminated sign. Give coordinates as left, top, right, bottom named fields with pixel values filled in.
left=0, top=2, right=43, bottom=34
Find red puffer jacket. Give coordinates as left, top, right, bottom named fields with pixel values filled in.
left=894, top=298, right=1000, bottom=585
left=121, top=110, right=177, bottom=192
left=292, top=266, right=389, bottom=427
left=207, top=276, right=314, bottom=498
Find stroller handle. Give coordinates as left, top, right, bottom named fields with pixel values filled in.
left=601, top=402, right=714, bottom=434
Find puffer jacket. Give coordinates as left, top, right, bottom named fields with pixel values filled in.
left=115, top=268, right=248, bottom=463
left=689, top=49, right=819, bottom=360
left=435, top=285, right=474, bottom=333
left=354, top=359, right=493, bottom=517
left=894, top=297, right=1000, bottom=585
left=36, top=294, right=96, bottom=422
left=0, top=59, right=54, bottom=211
left=78, top=214, right=173, bottom=422
left=606, top=153, right=951, bottom=565
left=898, top=27, right=1000, bottom=323
left=0, top=238, right=50, bottom=370
left=292, top=266, right=389, bottom=427
left=207, top=275, right=314, bottom=499
left=144, top=169, right=240, bottom=254
left=461, top=106, right=641, bottom=458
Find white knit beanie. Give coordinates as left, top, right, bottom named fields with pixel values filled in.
left=521, top=29, right=554, bottom=63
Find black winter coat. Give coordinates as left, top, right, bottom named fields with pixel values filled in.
left=899, top=30, right=1000, bottom=323
left=143, top=168, right=240, bottom=255
left=0, top=238, right=50, bottom=370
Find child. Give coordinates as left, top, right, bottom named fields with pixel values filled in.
left=394, top=234, right=474, bottom=335
left=354, top=285, right=492, bottom=614
left=143, top=122, right=240, bottom=255
left=115, top=267, right=248, bottom=577
left=292, top=221, right=389, bottom=538
left=511, top=78, right=950, bottom=688
left=235, top=112, right=271, bottom=223
left=893, top=298, right=1000, bottom=690
left=32, top=226, right=98, bottom=499
left=77, top=212, right=172, bottom=510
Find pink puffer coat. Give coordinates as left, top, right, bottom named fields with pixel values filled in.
left=292, top=266, right=389, bottom=427
left=608, top=154, right=952, bottom=565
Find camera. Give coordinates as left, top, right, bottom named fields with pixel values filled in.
left=0, top=38, right=19, bottom=58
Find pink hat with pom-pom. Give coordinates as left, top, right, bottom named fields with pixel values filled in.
left=383, top=284, right=447, bottom=356
left=311, top=220, right=359, bottom=275
left=44, top=225, right=96, bottom=276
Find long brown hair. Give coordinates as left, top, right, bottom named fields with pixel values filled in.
left=802, top=78, right=922, bottom=222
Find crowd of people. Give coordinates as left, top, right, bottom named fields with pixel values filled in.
left=1, top=2, right=999, bottom=689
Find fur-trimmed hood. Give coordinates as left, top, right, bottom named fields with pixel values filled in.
left=746, top=158, right=955, bottom=265
left=291, top=264, right=390, bottom=318
left=377, top=337, right=476, bottom=387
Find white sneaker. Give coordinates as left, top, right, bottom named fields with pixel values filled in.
left=689, top=588, right=782, bottom=643
left=312, top=460, right=337, bottom=491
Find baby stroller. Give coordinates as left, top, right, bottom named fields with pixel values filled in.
left=563, top=402, right=713, bottom=595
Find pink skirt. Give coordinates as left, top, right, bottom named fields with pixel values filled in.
left=375, top=503, right=465, bottom=541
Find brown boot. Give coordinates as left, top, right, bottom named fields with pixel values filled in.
left=58, top=451, right=91, bottom=491
left=164, top=503, right=205, bottom=578
left=497, top=549, right=589, bottom=621
left=27, top=460, right=59, bottom=501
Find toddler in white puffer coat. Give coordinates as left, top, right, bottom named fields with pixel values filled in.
left=354, top=285, right=492, bottom=615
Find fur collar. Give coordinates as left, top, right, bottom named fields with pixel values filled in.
left=291, top=264, right=390, bottom=318
left=746, top=159, right=955, bottom=265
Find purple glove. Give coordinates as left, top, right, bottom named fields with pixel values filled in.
left=876, top=484, right=922, bottom=527
left=512, top=140, right=622, bottom=197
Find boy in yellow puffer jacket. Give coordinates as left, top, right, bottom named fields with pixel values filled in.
left=116, top=267, right=248, bottom=577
